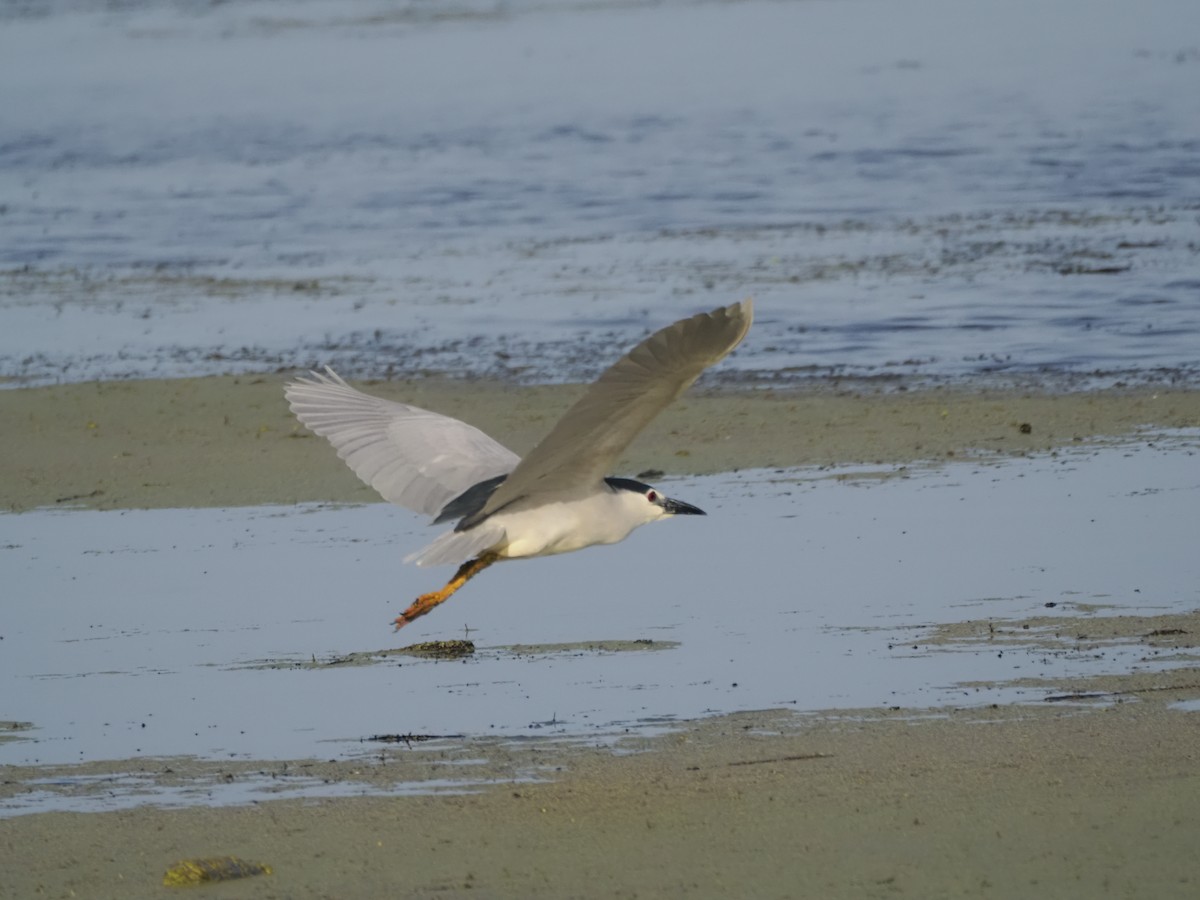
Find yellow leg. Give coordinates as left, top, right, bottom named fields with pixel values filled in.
left=394, top=552, right=500, bottom=630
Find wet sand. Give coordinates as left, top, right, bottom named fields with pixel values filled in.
left=3, top=374, right=1198, bottom=511
left=3, top=695, right=1198, bottom=898
left=3, top=378, right=1199, bottom=897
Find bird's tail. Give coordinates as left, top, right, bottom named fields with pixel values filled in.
left=406, top=522, right=506, bottom=567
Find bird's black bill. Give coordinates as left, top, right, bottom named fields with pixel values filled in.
left=662, top=497, right=706, bottom=516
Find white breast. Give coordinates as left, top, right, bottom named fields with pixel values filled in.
left=491, top=489, right=662, bottom=559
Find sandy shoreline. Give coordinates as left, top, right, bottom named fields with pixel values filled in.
left=3, top=693, right=1198, bottom=898
left=3, top=375, right=1198, bottom=512
left=3, top=377, right=1199, bottom=898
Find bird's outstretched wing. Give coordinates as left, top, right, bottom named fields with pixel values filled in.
left=471, top=299, right=753, bottom=523
left=285, top=367, right=519, bottom=517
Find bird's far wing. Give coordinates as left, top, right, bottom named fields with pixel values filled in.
left=475, top=299, right=753, bottom=520
left=285, top=368, right=520, bottom=517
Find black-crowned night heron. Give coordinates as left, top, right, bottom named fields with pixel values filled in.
left=285, top=299, right=753, bottom=629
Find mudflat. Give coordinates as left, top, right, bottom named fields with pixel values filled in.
left=3, top=375, right=1197, bottom=511
left=2, top=697, right=1198, bottom=899
left=2, top=378, right=1198, bottom=898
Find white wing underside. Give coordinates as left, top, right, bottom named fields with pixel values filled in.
left=285, top=368, right=518, bottom=565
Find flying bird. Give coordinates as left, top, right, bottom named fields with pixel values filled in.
left=285, top=299, right=753, bottom=629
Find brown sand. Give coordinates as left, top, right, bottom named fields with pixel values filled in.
left=2, top=375, right=1197, bottom=512
left=2, top=696, right=1197, bottom=899
left=2, top=377, right=1198, bottom=898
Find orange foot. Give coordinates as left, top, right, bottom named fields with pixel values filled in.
left=393, top=552, right=499, bottom=631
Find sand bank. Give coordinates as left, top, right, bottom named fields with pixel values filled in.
left=3, top=375, right=1198, bottom=512
left=3, top=688, right=1198, bottom=899
left=3, top=377, right=1198, bottom=898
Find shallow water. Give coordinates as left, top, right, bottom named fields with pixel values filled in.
left=2, top=0, right=1199, bottom=386
left=4, top=433, right=1196, bottom=798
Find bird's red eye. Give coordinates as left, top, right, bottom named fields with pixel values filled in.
left=646, top=490, right=658, bottom=502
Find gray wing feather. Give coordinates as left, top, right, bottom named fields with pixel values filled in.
left=285, top=367, right=519, bottom=517
left=475, top=299, right=752, bottom=520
